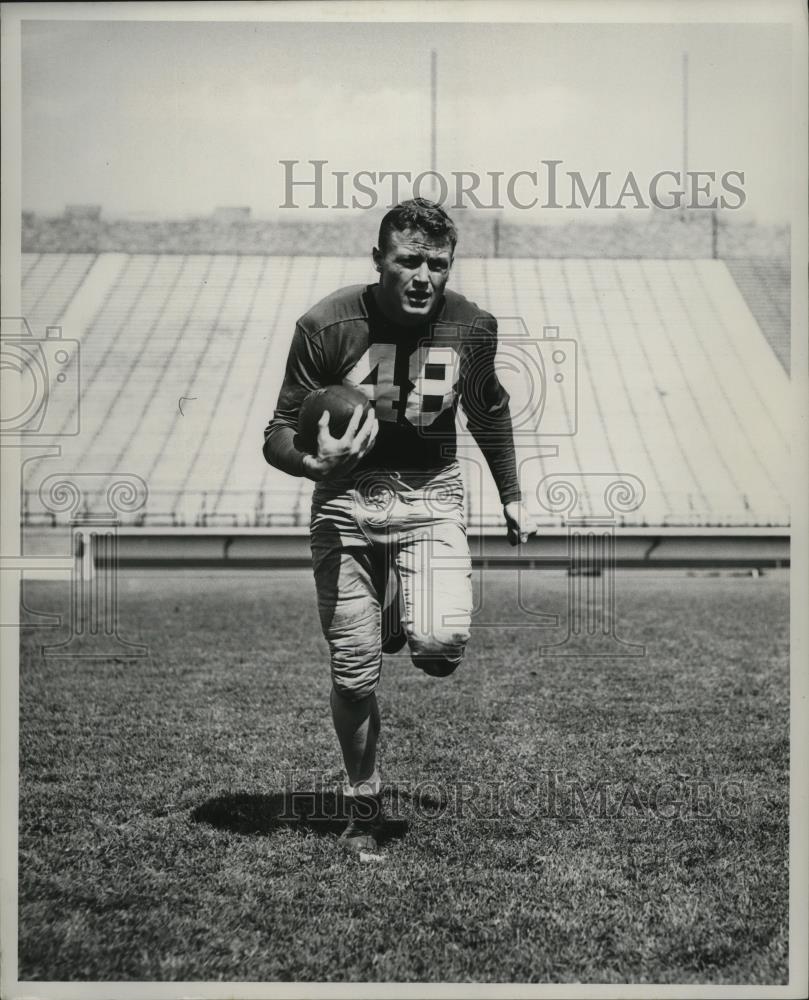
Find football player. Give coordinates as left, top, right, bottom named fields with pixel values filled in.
left=263, top=199, right=536, bottom=853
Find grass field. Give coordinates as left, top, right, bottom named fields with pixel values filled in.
left=18, top=569, right=789, bottom=984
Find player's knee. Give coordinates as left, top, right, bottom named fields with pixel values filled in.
left=331, top=673, right=378, bottom=703
left=329, top=641, right=381, bottom=702
left=408, top=624, right=470, bottom=656
left=408, top=625, right=469, bottom=677
left=412, top=653, right=462, bottom=677
left=330, top=667, right=379, bottom=702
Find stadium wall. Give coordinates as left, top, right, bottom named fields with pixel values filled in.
left=22, top=206, right=789, bottom=260
left=24, top=527, right=789, bottom=572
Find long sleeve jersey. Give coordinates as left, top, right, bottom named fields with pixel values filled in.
left=263, top=283, right=521, bottom=505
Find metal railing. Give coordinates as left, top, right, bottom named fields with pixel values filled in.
left=21, top=488, right=790, bottom=531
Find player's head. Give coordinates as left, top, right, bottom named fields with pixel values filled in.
left=372, top=199, right=457, bottom=326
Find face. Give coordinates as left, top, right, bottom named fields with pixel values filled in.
left=372, top=227, right=454, bottom=325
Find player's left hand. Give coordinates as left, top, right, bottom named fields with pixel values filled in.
left=503, top=500, right=538, bottom=547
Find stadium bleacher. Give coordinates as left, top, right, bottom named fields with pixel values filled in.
left=20, top=251, right=790, bottom=529
left=20, top=252, right=96, bottom=336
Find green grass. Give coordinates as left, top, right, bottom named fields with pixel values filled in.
left=18, top=570, right=788, bottom=983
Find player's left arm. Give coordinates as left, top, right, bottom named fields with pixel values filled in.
left=461, top=315, right=538, bottom=547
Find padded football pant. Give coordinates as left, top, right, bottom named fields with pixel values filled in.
left=310, top=463, right=473, bottom=702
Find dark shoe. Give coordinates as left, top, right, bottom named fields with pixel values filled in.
left=339, top=794, right=384, bottom=854
left=381, top=564, right=407, bottom=654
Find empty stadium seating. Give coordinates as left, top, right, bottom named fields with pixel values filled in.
left=19, top=253, right=790, bottom=528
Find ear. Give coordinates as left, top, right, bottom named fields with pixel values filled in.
left=372, top=245, right=383, bottom=273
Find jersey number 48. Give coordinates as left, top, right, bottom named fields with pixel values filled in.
left=344, top=344, right=460, bottom=427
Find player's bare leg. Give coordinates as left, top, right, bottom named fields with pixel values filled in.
left=329, top=686, right=380, bottom=789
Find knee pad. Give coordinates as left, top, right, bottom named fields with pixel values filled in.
left=409, top=625, right=468, bottom=677
left=331, top=672, right=379, bottom=702
left=329, top=642, right=381, bottom=703
left=408, top=626, right=469, bottom=659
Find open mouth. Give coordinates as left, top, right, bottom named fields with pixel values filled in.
left=406, top=291, right=430, bottom=306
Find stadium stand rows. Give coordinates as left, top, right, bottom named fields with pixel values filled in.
left=19, top=253, right=789, bottom=528
left=20, top=252, right=97, bottom=336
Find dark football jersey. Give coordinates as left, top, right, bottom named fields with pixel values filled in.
left=263, top=283, right=521, bottom=504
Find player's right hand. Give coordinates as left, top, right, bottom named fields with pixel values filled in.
left=303, top=404, right=379, bottom=481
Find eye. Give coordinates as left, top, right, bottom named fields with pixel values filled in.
left=429, top=259, right=449, bottom=272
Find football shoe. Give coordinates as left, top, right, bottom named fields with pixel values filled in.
left=339, top=793, right=384, bottom=855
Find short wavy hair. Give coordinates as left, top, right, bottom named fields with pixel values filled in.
left=377, top=198, right=458, bottom=254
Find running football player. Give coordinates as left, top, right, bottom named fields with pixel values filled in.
left=263, top=199, right=537, bottom=853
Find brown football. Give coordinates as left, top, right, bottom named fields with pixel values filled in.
left=296, top=384, right=373, bottom=455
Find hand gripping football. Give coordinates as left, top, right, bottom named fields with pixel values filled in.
left=296, top=384, right=373, bottom=455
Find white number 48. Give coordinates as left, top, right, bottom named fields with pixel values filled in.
left=345, top=344, right=459, bottom=428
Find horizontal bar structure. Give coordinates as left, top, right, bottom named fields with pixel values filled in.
left=22, top=528, right=789, bottom=572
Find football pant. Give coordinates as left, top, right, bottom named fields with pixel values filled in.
left=310, top=463, right=473, bottom=701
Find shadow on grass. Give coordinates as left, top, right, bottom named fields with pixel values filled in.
left=191, top=789, right=409, bottom=846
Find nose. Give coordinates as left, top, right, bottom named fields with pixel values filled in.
left=413, top=262, right=430, bottom=285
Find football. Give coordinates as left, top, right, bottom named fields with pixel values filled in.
left=296, top=384, right=372, bottom=455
